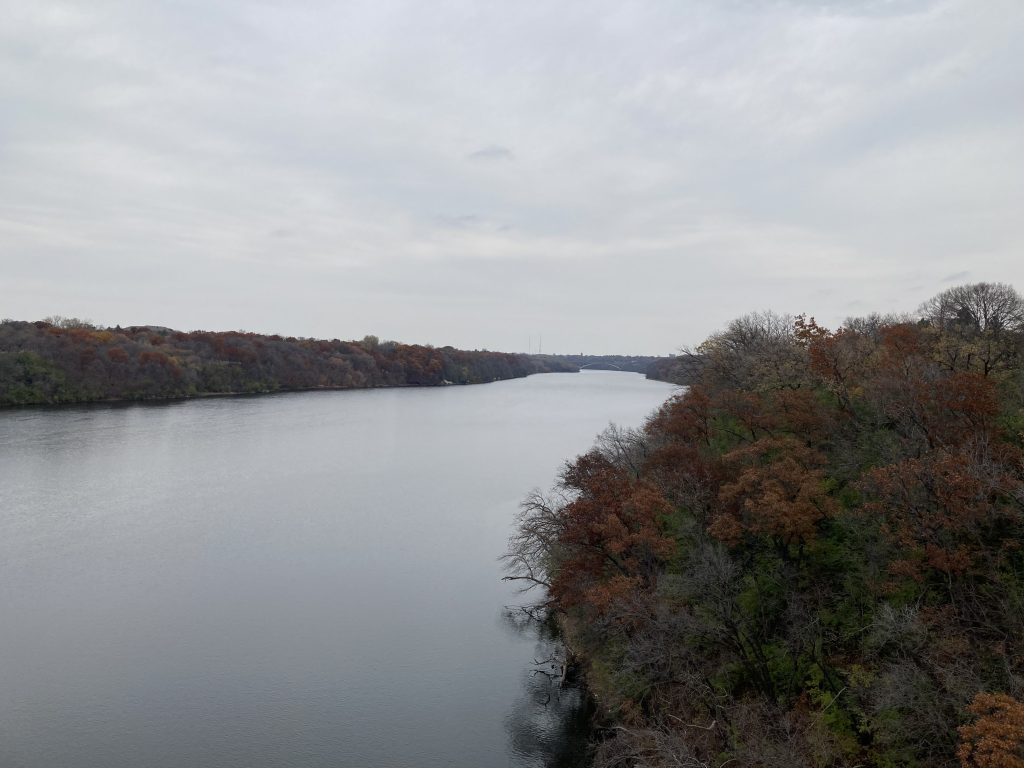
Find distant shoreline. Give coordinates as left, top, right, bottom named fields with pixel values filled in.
left=1, top=319, right=682, bottom=409
left=0, top=320, right=580, bottom=408
left=0, top=371, right=564, bottom=410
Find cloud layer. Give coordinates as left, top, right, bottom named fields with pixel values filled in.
left=2, top=0, right=1022, bottom=353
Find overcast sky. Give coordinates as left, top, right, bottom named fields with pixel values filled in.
left=2, top=1, right=1022, bottom=354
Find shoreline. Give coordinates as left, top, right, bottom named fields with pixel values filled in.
left=0, top=370, right=578, bottom=410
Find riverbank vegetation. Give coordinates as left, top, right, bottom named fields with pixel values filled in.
left=0, top=319, right=576, bottom=406
left=505, top=282, right=1024, bottom=767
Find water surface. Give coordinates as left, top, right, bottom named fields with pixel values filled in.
left=0, top=371, right=674, bottom=767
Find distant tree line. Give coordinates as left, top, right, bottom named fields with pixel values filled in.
left=0, top=320, right=576, bottom=406
left=506, top=282, right=1024, bottom=767
left=536, top=354, right=670, bottom=374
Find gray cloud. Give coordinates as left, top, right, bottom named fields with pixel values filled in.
left=467, top=145, right=515, bottom=161
left=434, top=214, right=512, bottom=233
left=942, top=270, right=972, bottom=282
left=435, top=214, right=483, bottom=229
left=1, top=1, right=1022, bottom=354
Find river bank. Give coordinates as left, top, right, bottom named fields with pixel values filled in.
left=0, top=319, right=577, bottom=407
left=504, top=294, right=1024, bottom=767
left=0, top=371, right=564, bottom=410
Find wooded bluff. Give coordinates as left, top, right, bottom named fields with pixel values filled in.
left=505, top=282, right=1024, bottom=768
left=0, top=320, right=577, bottom=406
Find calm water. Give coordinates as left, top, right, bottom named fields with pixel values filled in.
left=0, top=371, right=675, bottom=768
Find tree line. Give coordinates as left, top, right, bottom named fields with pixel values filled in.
left=533, top=354, right=671, bottom=374
left=505, top=282, right=1024, bottom=767
left=0, top=319, right=576, bottom=406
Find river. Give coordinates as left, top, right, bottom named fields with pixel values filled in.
left=0, top=371, right=675, bottom=767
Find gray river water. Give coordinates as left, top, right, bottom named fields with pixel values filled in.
left=0, top=371, right=675, bottom=767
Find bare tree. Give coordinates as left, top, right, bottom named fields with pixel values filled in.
left=501, top=490, right=570, bottom=595
left=595, top=423, right=650, bottom=479
left=918, top=283, right=1024, bottom=376
left=919, top=282, right=1024, bottom=335
left=697, top=311, right=808, bottom=392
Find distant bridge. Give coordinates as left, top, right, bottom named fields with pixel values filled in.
left=534, top=354, right=666, bottom=374
left=567, top=356, right=658, bottom=373
left=530, top=353, right=701, bottom=384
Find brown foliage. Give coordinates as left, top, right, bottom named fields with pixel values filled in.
left=769, top=387, right=831, bottom=440
left=551, top=452, right=676, bottom=615
left=866, top=353, right=1000, bottom=451
left=508, top=283, right=1024, bottom=768
left=860, top=443, right=1022, bottom=578
left=958, top=692, right=1024, bottom=768
left=645, top=387, right=712, bottom=446
left=711, top=437, right=836, bottom=551
left=796, top=316, right=877, bottom=419
left=1, top=319, right=556, bottom=405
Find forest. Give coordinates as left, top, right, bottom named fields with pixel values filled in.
left=505, top=282, right=1024, bottom=767
left=0, top=320, right=576, bottom=406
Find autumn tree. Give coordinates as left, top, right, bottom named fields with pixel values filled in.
left=0, top=320, right=552, bottom=405
left=860, top=440, right=1023, bottom=580
left=958, top=692, right=1024, bottom=768
left=504, top=282, right=1024, bottom=768
left=710, top=437, right=836, bottom=558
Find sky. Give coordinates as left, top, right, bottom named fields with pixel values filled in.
left=2, top=1, right=1022, bottom=355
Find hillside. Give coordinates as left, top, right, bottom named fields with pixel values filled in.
left=506, top=282, right=1024, bottom=767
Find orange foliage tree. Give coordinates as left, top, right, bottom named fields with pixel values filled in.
left=958, top=692, right=1024, bottom=768
left=860, top=442, right=1022, bottom=579
left=550, top=451, right=676, bottom=615
left=710, top=437, right=836, bottom=556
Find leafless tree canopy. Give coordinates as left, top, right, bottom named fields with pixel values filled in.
left=919, top=281, right=1024, bottom=335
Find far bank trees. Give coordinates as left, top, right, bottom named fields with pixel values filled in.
left=0, top=322, right=577, bottom=406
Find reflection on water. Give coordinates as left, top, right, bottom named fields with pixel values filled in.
left=0, top=372, right=672, bottom=767
left=504, top=608, right=595, bottom=768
